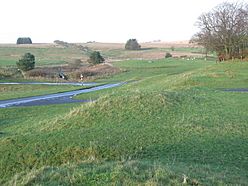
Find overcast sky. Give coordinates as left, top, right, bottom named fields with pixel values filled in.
left=0, top=0, right=239, bottom=43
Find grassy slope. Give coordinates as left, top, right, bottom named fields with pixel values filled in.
left=0, top=46, right=83, bottom=66
left=1, top=59, right=248, bottom=185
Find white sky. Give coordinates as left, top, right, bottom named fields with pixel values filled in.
left=0, top=0, right=240, bottom=43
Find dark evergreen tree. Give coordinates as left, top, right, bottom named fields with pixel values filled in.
left=88, top=51, right=105, bottom=65
left=125, top=39, right=141, bottom=50
left=16, top=53, right=35, bottom=71
left=16, top=37, right=32, bottom=44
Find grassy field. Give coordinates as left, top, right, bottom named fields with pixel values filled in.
left=1, top=56, right=248, bottom=185
left=0, top=43, right=207, bottom=82
left=0, top=44, right=84, bottom=67
left=0, top=43, right=205, bottom=68
left=98, top=46, right=205, bottom=60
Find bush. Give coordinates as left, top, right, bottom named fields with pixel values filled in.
left=72, top=64, right=121, bottom=80
left=16, top=37, right=32, bottom=44
left=16, top=53, right=35, bottom=71
left=88, top=51, right=105, bottom=65
left=125, top=39, right=141, bottom=50
left=165, top=52, right=172, bottom=58
left=0, top=67, right=21, bottom=78
left=25, top=69, right=51, bottom=78
left=54, top=40, right=69, bottom=47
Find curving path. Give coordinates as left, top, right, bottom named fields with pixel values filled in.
left=0, top=82, right=126, bottom=108
left=0, top=82, right=97, bottom=86
left=222, top=88, right=248, bottom=92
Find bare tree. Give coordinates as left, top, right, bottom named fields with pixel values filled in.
left=191, top=2, right=248, bottom=60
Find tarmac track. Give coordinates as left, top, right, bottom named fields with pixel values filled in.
left=1, top=82, right=245, bottom=108
left=0, top=82, right=126, bottom=108
left=222, top=88, right=248, bottom=92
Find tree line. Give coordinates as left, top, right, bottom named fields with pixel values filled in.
left=191, top=2, right=248, bottom=60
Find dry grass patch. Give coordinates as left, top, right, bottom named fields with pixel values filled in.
left=72, top=63, right=121, bottom=80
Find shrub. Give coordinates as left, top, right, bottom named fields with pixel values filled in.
left=71, top=64, right=121, bottom=80
left=125, top=39, right=141, bottom=50
left=25, top=69, right=51, bottom=78
left=165, top=52, right=172, bottom=58
left=0, top=67, right=21, bottom=78
left=88, top=51, right=105, bottom=65
left=16, top=53, right=35, bottom=71
left=16, top=37, right=32, bottom=44
left=54, top=40, right=69, bottom=47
